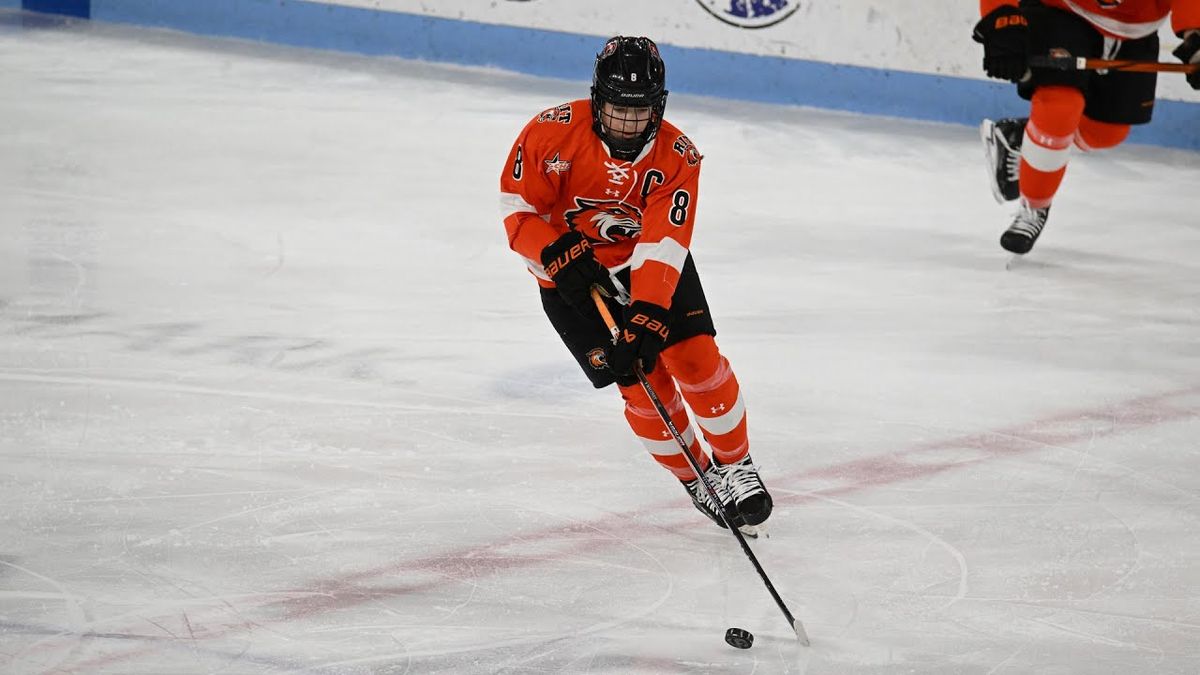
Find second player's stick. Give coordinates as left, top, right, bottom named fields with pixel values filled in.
left=590, top=287, right=810, bottom=645
left=1029, top=55, right=1200, bottom=74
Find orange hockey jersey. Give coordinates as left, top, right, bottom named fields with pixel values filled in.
left=980, top=0, right=1200, bottom=39
left=500, top=99, right=703, bottom=310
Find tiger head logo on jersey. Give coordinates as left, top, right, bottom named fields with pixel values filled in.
left=564, top=198, right=644, bottom=243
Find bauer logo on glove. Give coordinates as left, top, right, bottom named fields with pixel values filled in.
left=625, top=312, right=669, bottom=341
left=542, top=236, right=592, bottom=278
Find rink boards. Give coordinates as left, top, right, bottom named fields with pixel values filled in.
left=8, top=0, right=1200, bottom=150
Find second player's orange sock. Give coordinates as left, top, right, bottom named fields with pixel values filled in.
left=1019, top=85, right=1085, bottom=208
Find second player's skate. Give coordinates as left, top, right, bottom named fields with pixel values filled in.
left=981, top=117, right=1026, bottom=204
left=1001, top=201, right=1051, bottom=255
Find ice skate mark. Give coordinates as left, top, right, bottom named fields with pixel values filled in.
left=0, top=558, right=87, bottom=673
left=0, top=487, right=317, bottom=509
left=773, top=385, right=1200, bottom=509
left=1081, top=504, right=1141, bottom=603
left=5, top=312, right=420, bottom=387
left=267, top=526, right=670, bottom=623
left=6, top=311, right=111, bottom=333
left=958, top=597, right=1200, bottom=631
left=78, top=535, right=671, bottom=673
left=20, top=386, right=1199, bottom=672
left=984, top=644, right=1029, bottom=675
left=1029, top=615, right=1133, bottom=648
left=132, top=488, right=340, bottom=545
left=0, top=371, right=598, bottom=421
left=780, top=489, right=969, bottom=612
left=998, top=426, right=1199, bottom=505
left=6, top=586, right=339, bottom=673
left=309, top=566, right=673, bottom=672
left=45, top=252, right=89, bottom=301
left=0, top=620, right=323, bottom=674
left=264, top=232, right=286, bottom=279
left=47, top=507, right=676, bottom=671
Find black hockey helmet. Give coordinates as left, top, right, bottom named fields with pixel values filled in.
left=590, top=36, right=668, bottom=160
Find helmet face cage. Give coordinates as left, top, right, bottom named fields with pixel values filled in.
left=590, top=36, right=668, bottom=160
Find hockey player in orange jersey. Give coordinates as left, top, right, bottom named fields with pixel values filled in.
left=499, top=36, right=772, bottom=531
left=973, top=0, right=1200, bottom=254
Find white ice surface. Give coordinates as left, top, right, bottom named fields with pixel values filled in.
left=2, top=12, right=1199, bottom=675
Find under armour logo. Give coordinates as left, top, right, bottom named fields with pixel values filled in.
left=710, top=403, right=725, bottom=414
left=605, top=188, right=620, bottom=197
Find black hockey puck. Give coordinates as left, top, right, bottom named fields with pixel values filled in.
left=724, top=627, right=754, bottom=649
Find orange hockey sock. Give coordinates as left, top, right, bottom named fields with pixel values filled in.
left=1019, top=85, right=1085, bottom=208
left=619, top=365, right=709, bottom=481
left=661, top=335, right=749, bottom=465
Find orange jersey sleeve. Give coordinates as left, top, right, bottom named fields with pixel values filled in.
left=499, top=104, right=575, bottom=284
left=980, top=0, right=1018, bottom=17
left=628, top=126, right=703, bottom=309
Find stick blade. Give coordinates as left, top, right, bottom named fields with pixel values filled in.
left=794, top=619, right=811, bottom=646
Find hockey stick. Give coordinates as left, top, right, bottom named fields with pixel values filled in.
left=590, top=287, right=811, bottom=645
left=1029, top=55, right=1200, bottom=73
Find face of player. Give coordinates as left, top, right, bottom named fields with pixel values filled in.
left=599, top=102, right=652, bottom=140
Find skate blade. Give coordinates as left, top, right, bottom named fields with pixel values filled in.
left=980, top=120, right=1008, bottom=205
left=738, top=523, right=768, bottom=539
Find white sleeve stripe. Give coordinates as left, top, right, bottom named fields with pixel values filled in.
left=693, top=392, right=746, bottom=436
left=522, top=255, right=551, bottom=281
left=630, top=237, right=688, bottom=273
left=500, top=192, right=539, bottom=217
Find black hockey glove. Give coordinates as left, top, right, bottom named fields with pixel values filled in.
left=1173, top=30, right=1200, bottom=90
left=540, top=231, right=618, bottom=317
left=607, top=301, right=670, bottom=384
left=972, top=5, right=1030, bottom=83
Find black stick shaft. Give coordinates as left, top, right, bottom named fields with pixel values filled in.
left=590, top=288, right=809, bottom=644
left=634, top=364, right=803, bottom=633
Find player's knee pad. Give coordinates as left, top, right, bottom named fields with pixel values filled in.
left=1030, top=85, right=1086, bottom=136
left=1074, top=117, right=1130, bottom=151
left=661, top=334, right=722, bottom=385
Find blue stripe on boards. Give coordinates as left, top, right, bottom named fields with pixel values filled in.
left=22, top=0, right=89, bottom=17
left=92, top=0, right=598, bottom=81
left=74, top=0, right=1200, bottom=150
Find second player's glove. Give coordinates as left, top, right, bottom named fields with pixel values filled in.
left=540, top=231, right=618, bottom=317
left=973, top=5, right=1030, bottom=83
left=607, top=301, right=670, bottom=383
left=1173, top=30, right=1200, bottom=90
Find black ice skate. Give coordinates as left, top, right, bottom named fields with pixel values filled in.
left=683, top=462, right=743, bottom=530
left=981, top=117, right=1026, bottom=203
left=1001, top=201, right=1051, bottom=255
left=717, top=455, right=773, bottom=527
